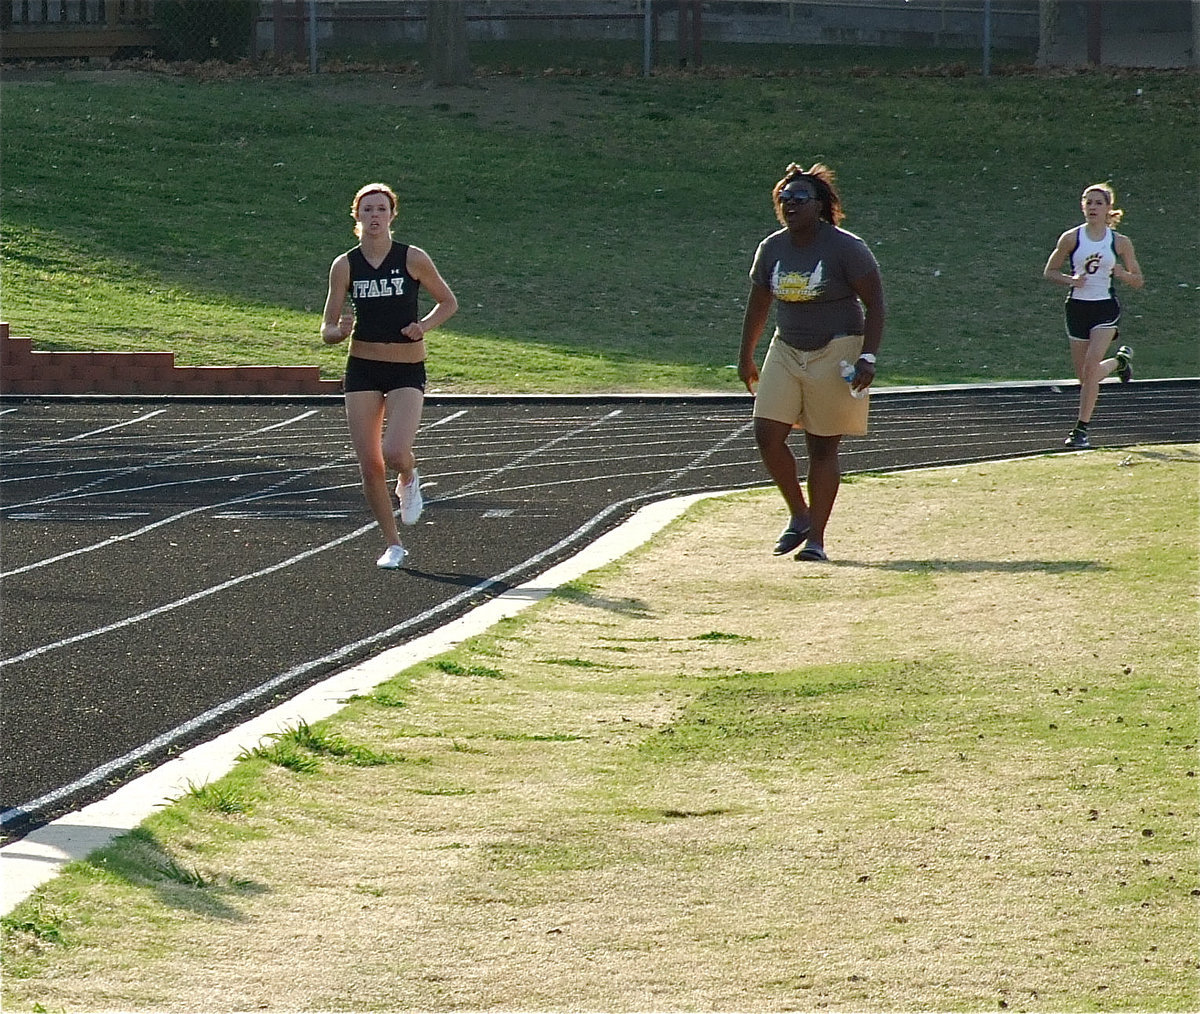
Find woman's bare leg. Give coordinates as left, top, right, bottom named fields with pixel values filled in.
left=345, top=390, right=401, bottom=549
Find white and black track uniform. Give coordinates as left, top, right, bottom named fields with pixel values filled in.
left=346, top=242, right=421, bottom=344
left=1064, top=226, right=1120, bottom=340
left=343, top=241, right=427, bottom=394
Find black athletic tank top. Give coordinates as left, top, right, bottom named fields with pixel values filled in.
left=346, top=242, right=421, bottom=343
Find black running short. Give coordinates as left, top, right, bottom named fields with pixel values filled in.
left=343, top=355, right=427, bottom=394
left=1064, top=297, right=1120, bottom=341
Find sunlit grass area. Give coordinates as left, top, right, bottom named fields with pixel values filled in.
left=3, top=60, right=1196, bottom=391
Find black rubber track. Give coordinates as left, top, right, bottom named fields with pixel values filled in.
left=1, top=379, right=1195, bottom=841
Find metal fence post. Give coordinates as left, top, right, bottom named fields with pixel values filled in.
left=1086, top=0, right=1102, bottom=65
left=983, top=0, right=992, bottom=77
left=308, top=0, right=317, bottom=73
left=643, top=0, right=651, bottom=77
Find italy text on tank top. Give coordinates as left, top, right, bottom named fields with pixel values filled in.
left=1068, top=226, right=1117, bottom=302
left=347, top=242, right=422, bottom=343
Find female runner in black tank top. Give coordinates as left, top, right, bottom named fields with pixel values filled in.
left=321, top=183, right=458, bottom=569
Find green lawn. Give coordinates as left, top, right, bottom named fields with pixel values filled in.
left=2, top=60, right=1197, bottom=391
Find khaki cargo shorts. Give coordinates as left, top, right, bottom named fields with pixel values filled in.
left=752, top=334, right=870, bottom=437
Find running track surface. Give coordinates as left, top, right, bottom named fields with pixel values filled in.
left=1, top=381, right=1196, bottom=841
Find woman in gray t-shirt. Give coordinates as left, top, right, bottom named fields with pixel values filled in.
left=738, top=162, right=886, bottom=562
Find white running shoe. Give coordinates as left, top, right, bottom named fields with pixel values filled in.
left=397, top=469, right=424, bottom=525
left=376, top=544, right=408, bottom=569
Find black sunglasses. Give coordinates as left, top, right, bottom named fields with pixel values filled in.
left=779, top=188, right=816, bottom=204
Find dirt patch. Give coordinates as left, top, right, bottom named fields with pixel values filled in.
left=321, top=73, right=608, bottom=134
left=12, top=64, right=605, bottom=135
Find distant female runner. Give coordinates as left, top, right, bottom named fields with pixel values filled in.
left=321, top=182, right=458, bottom=568
left=1042, top=182, right=1144, bottom=450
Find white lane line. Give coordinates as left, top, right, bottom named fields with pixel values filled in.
left=425, top=408, right=468, bottom=428
left=424, top=418, right=759, bottom=506
left=450, top=408, right=622, bottom=498
left=0, top=409, right=620, bottom=657
left=60, top=410, right=169, bottom=442
left=0, top=412, right=573, bottom=576
left=213, top=510, right=352, bottom=520
left=0, top=464, right=357, bottom=578
left=0, top=487, right=729, bottom=883
left=425, top=437, right=758, bottom=483
left=0, top=409, right=168, bottom=457
left=654, top=419, right=756, bottom=491
left=432, top=466, right=760, bottom=503
left=4, top=467, right=303, bottom=506
left=0, top=407, right=437, bottom=510
left=0, top=409, right=322, bottom=512
left=8, top=512, right=152, bottom=522
left=1, top=466, right=142, bottom=486
left=0, top=521, right=377, bottom=668
left=2, top=435, right=757, bottom=577
left=248, top=409, right=321, bottom=433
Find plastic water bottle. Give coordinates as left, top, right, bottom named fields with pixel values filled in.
left=840, top=360, right=866, bottom=399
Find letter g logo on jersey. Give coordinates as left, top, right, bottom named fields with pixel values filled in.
left=1084, top=253, right=1103, bottom=275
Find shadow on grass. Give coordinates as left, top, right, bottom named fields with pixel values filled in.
left=75, top=826, right=269, bottom=923
left=547, top=585, right=654, bottom=618
left=1121, top=447, right=1200, bottom=463
left=831, top=559, right=1110, bottom=574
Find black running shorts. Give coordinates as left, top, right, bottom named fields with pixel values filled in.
left=1064, top=297, right=1120, bottom=341
left=343, top=355, right=427, bottom=394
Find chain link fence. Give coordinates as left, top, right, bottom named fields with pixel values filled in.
left=258, top=1, right=1040, bottom=70
left=152, top=0, right=258, bottom=61
left=1, top=1, right=1195, bottom=70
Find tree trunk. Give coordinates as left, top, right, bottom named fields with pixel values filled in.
left=1085, top=0, right=1102, bottom=66
left=1037, top=0, right=1060, bottom=67
left=1191, top=0, right=1199, bottom=68
left=426, top=1, right=471, bottom=86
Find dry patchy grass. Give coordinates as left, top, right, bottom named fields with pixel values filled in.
left=3, top=446, right=1197, bottom=1012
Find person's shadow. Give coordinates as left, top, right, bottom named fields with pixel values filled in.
left=825, top=559, right=1108, bottom=574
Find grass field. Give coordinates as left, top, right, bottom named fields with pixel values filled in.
left=2, top=49, right=1197, bottom=1012
left=2, top=444, right=1197, bottom=1011
left=2, top=57, right=1197, bottom=391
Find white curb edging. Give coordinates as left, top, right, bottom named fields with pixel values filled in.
left=0, top=490, right=729, bottom=915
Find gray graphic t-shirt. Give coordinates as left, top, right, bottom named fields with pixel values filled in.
left=749, top=222, right=879, bottom=349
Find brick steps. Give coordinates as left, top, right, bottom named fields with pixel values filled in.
left=0, top=324, right=341, bottom=396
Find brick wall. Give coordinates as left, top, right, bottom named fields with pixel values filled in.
left=0, top=324, right=342, bottom=397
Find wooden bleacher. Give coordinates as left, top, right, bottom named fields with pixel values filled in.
left=1, top=0, right=159, bottom=61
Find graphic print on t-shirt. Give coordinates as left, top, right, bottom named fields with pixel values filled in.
left=771, top=260, right=825, bottom=302
left=352, top=270, right=407, bottom=299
